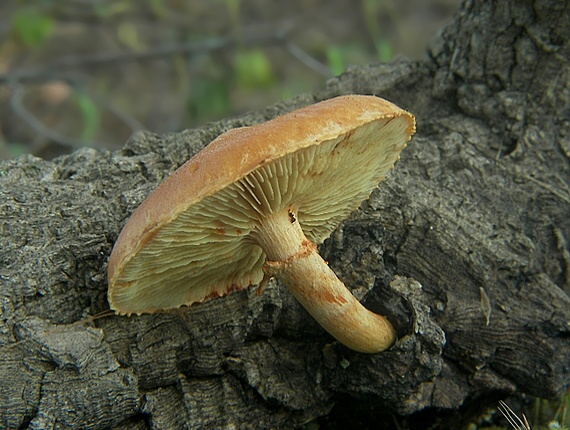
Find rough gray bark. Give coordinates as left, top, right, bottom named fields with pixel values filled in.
left=1, top=0, right=569, bottom=428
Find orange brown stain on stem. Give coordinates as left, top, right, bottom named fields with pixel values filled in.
left=301, top=272, right=348, bottom=306
left=318, top=288, right=348, bottom=305
left=263, top=239, right=316, bottom=277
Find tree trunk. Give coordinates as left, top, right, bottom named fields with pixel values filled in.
left=1, top=0, right=568, bottom=428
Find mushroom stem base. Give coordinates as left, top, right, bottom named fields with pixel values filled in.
left=255, top=208, right=396, bottom=353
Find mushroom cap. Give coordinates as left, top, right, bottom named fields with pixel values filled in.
left=108, top=95, right=416, bottom=314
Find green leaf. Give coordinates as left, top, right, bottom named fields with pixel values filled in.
left=148, top=0, right=167, bottom=18
left=376, top=38, right=393, bottom=62
left=117, top=22, right=143, bottom=50
left=225, top=0, right=241, bottom=25
left=11, top=9, right=54, bottom=48
left=0, top=142, right=28, bottom=160
left=234, top=49, right=275, bottom=89
left=187, top=77, right=230, bottom=121
left=94, top=1, right=131, bottom=18
left=326, top=46, right=345, bottom=76
left=73, top=92, right=100, bottom=142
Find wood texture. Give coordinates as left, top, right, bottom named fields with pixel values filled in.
left=1, top=0, right=569, bottom=428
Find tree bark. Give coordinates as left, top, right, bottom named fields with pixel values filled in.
left=1, top=0, right=569, bottom=428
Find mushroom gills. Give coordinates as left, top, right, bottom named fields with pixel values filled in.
left=111, top=116, right=407, bottom=349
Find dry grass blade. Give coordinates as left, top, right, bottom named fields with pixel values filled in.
left=499, top=400, right=532, bottom=430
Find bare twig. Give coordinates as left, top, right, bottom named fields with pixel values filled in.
left=284, top=41, right=331, bottom=77
left=10, top=79, right=148, bottom=151
left=1, top=20, right=335, bottom=153
left=8, top=78, right=94, bottom=151
left=0, top=24, right=298, bottom=83
left=88, top=91, right=146, bottom=133
left=0, top=39, right=229, bottom=82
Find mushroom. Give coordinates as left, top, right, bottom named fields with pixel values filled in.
left=108, top=95, right=415, bottom=353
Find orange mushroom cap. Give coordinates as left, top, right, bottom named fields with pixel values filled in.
left=108, top=95, right=415, bottom=315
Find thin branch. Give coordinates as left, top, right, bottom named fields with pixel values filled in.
left=8, top=79, right=95, bottom=151
left=284, top=41, right=332, bottom=77
left=0, top=27, right=289, bottom=83
left=1, top=21, right=335, bottom=153
left=0, top=20, right=332, bottom=83
left=0, top=38, right=230, bottom=83
left=88, top=91, right=146, bottom=133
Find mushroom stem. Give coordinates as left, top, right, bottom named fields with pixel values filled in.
left=254, top=208, right=396, bottom=353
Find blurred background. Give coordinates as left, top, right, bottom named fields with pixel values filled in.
left=3, top=2, right=570, bottom=429
left=0, top=0, right=460, bottom=160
